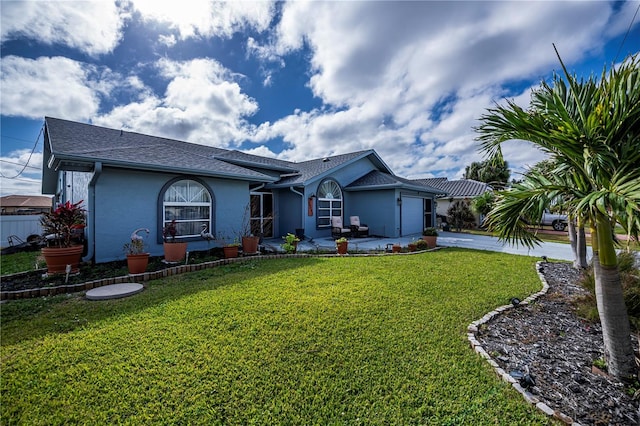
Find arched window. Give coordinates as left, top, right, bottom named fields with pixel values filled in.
left=159, top=178, right=213, bottom=241
left=316, top=179, right=343, bottom=228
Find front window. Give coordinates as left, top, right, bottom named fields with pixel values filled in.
left=316, top=179, right=342, bottom=228
left=162, top=179, right=212, bottom=239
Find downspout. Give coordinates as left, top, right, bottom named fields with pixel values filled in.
left=85, top=162, right=102, bottom=262
left=290, top=186, right=304, bottom=235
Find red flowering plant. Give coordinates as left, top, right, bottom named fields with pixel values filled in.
left=163, top=219, right=179, bottom=243
left=40, top=200, right=86, bottom=247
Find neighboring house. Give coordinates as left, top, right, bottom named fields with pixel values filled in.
left=41, top=117, right=445, bottom=263
left=0, top=195, right=52, bottom=247
left=0, top=195, right=52, bottom=214
left=412, top=178, right=491, bottom=227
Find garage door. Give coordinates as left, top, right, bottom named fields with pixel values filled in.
left=401, top=196, right=424, bottom=236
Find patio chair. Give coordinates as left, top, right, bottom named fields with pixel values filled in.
left=349, top=216, right=369, bottom=237
left=331, top=217, right=352, bottom=239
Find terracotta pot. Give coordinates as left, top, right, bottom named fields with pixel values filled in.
left=392, top=244, right=402, bottom=253
left=422, top=236, right=437, bottom=249
left=408, top=243, right=417, bottom=252
left=127, top=253, right=149, bottom=274
left=163, top=242, right=187, bottom=262
left=41, top=245, right=83, bottom=274
left=242, top=236, right=259, bottom=254
left=223, top=245, right=239, bottom=258
left=336, top=241, right=348, bottom=255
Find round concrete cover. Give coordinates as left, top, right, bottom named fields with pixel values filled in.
left=86, top=283, right=144, bottom=300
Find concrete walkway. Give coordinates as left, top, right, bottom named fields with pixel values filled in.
left=292, top=231, right=588, bottom=262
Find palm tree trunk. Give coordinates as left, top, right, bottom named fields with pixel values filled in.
left=592, top=217, right=637, bottom=381
left=568, top=219, right=578, bottom=263
left=576, top=217, right=587, bottom=269
left=568, top=218, right=588, bottom=269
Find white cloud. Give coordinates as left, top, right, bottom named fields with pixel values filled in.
left=0, top=56, right=101, bottom=120
left=251, top=1, right=624, bottom=178
left=0, top=0, right=126, bottom=56
left=0, top=150, right=43, bottom=196
left=131, top=0, right=275, bottom=40
left=94, top=58, right=259, bottom=147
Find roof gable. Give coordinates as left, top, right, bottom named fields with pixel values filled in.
left=269, top=150, right=393, bottom=187
left=346, top=170, right=446, bottom=195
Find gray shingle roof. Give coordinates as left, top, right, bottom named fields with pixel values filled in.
left=215, top=150, right=298, bottom=173
left=269, top=150, right=391, bottom=187
left=346, top=170, right=446, bottom=195
left=44, top=117, right=276, bottom=182
left=413, top=178, right=491, bottom=198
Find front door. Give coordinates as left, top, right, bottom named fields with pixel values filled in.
left=250, top=192, right=273, bottom=238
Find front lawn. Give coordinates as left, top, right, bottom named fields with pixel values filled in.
left=1, top=249, right=550, bottom=424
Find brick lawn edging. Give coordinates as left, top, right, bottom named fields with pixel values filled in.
left=466, top=261, right=581, bottom=426
left=1, top=248, right=441, bottom=301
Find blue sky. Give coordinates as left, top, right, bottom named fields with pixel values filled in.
left=1, top=0, right=639, bottom=196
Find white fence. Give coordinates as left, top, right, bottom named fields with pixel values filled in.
left=0, top=215, right=43, bottom=248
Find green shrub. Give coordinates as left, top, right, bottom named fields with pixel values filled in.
left=415, top=239, right=429, bottom=250
left=575, top=251, right=640, bottom=331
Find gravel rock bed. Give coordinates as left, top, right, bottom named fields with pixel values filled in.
left=476, top=262, right=639, bottom=425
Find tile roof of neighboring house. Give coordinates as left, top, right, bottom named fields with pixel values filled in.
left=346, top=171, right=446, bottom=195
left=0, top=195, right=53, bottom=208
left=412, top=178, right=491, bottom=198
left=44, top=117, right=276, bottom=182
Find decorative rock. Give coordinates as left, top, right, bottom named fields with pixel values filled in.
left=535, top=402, right=555, bottom=416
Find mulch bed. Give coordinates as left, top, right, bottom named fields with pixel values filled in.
left=476, top=262, right=639, bottom=425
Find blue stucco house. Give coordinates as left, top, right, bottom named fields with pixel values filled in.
left=41, top=117, right=444, bottom=263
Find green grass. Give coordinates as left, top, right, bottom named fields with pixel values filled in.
left=1, top=249, right=550, bottom=424
left=0, top=250, right=42, bottom=275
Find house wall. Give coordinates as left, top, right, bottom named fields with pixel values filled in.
left=277, top=188, right=303, bottom=238
left=91, top=167, right=250, bottom=263
left=347, top=189, right=397, bottom=237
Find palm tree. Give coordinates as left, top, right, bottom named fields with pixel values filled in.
left=525, top=159, right=588, bottom=269
left=475, top=52, right=640, bottom=381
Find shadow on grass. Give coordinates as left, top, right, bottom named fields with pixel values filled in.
left=1, top=256, right=324, bottom=346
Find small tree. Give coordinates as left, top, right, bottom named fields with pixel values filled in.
left=471, top=191, right=495, bottom=227
left=463, top=154, right=510, bottom=189
left=447, top=201, right=475, bottom=232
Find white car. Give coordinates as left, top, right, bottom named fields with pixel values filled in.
left=540, top=210, right=568, bottom=231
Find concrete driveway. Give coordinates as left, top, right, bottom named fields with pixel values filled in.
left=293, top=231, right=588, bottom=262
left=435, top=231, right=589, bottom=262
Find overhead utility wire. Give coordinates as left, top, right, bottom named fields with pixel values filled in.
left=0, top=123, right=44, bottom=179
left=0, top=159, right=41, bottom=170
left=614, top=1, right=640, bottom=64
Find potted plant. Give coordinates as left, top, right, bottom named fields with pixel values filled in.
left=123, top=228, right=150, bottom=274
left=242, top=234, right=260, bottom=255
left=392, top=243, right=402, bottom=253
left=336, top=237, right=348, bottom=254
left=281, top=233, right=300, bottom=254
left=239, top=203, right=260, bottom=255
left=408, top=240, right=418, bottom=252
left=422, top=227, right=439, bottom=248
left=163, top=220, right=187, bottom=262
left=223, top=238, right=241, bottom=259
left=40, top=200, right=86, bottom=274
left=415, top=239, right=429, bottom=251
